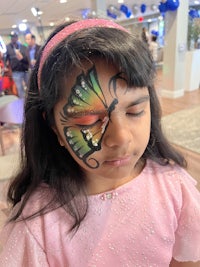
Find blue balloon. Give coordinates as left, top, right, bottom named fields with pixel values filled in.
left=140, top=4, right=146, bottom=13
left=158, top=2, right=168, bottom=13
left=82, top=8, right=90, bottom=19
left=107, top=9, right=117, bottom=19
left=166, top=0, right=180, bottom=11
left=120, top=4, right=132, bottom=18
left=151, top=30, right=159, bottom=37
left=189, top=9, right=199, bottom=19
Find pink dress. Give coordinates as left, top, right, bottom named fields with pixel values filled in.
left=0, top=160, right=200, bottom=266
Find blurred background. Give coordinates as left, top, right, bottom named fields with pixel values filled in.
left=0, top=0, right=200, bottom=49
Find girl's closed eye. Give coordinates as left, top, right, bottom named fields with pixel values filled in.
left=72, top=114, right=101, bottom=126
left=126, top=95, right=150, bottom=118
left=126, top=106, right=145, bottom=117
left=126, top=109, right=144, bottom=117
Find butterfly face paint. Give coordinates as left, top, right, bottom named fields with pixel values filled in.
left=60, top=66, right=118, bottom=169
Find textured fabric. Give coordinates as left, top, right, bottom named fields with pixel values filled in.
left=0, top=160, right=200, bottom=267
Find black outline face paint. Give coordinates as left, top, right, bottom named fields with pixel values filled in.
left=59, top=65, right=123, bottom=169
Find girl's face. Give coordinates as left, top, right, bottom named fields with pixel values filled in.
left=54, top=59, right=151, bottom=194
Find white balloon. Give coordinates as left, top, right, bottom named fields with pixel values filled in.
left=108, top=5, right=121, bottom=17
left=151, top=4, right=157, bottom=11
left=87, top=10, right=97, bottom=18
left=132, top=4, right=139, bottom=15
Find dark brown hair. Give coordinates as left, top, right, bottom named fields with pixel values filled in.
left=7, top=20, right=186, bottom=231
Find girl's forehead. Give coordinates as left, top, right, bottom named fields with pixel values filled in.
left=55, top=58, right=149, bottom=113
left=69, top=58, right=119, bottom=80
left=63, top=59, right=120, bottom=94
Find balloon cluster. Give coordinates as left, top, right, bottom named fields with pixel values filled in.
left=83, top=1, right=181, bottom=20
left=158, top=0, right=180, bottom=14
left=107, top=3, right=158, bottom=19
left=106, top=1, right=180, bottom=20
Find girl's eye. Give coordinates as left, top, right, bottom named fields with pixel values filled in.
left=73, top=115, right=100, bottom=126
left=126, top=110, right=144, bottom=117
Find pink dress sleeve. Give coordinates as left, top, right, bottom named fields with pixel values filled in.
left=172, top=168, right=200, bottom=262
left=0, top=220, right=48, bottom=267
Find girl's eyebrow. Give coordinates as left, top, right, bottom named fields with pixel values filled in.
left=127, top=95, right=150, bottom=108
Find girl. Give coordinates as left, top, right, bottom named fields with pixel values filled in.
left=0, top=19, right=199, bottom=267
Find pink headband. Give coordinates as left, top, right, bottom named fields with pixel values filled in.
left=38, top=19, right=128, bottom=89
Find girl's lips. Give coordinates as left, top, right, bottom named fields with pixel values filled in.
left=104, top=156, right=131, bottom=167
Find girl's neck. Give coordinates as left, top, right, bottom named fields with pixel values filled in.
left=85, top=159, right=146, bottom=196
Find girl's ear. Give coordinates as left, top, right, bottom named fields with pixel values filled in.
left=51, top=126, right=65, bottom=147
left=57, top=137, right=65, bottom=147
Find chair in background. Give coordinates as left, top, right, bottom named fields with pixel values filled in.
left=0, top=95, right=24, bottom=155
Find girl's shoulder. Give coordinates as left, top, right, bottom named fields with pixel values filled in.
left=142, top=159, right=200, bottom=204
left=145, top=159, right=197, bottom=186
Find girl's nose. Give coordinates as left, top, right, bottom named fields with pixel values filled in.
left=103, top=116, right=132, bottom=148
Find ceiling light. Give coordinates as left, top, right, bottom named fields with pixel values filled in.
left=31, top=7, right=39, bottom=17
left=18, top=23, right=27, bottom=32
left=60, top=0, right=67, bottom=3
left=31, top=7, right=43, bottom=17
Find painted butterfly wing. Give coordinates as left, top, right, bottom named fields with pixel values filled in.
left=64, top=119, right=104, bottom=156
left=62, top=66, right=109, bottom=168
left=64, top=66, right=108, bottom=114
left=64, top=126, right=92, bottom=160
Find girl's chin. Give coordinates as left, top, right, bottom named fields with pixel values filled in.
left=81, top=156, right=144, bottom=180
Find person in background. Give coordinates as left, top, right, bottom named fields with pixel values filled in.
left=149, top=35, right=159, bottom=62
left=6, top=31, right=29, bottom=98
left=0, top=51, right=14, bottom=95
left=141, top=27, right=150, bottom=45
left=0, top=51, right=5, bottom=94
left=25, top=33, right=41, bottom=70
left=0, top=19, right=199, bottom=266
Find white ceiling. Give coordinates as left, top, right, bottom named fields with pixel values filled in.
left=0, top=0, right=198, bottom=34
